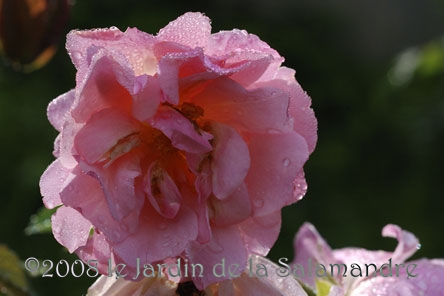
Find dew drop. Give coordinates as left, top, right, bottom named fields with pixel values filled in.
left=254, top=199, right=264, bottom=208
left=416, top=243, right=422, bottom=250
left=282, top=158, right=290, bottom=167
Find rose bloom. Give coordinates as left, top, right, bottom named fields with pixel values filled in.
left=40, top=12, right=317, bottom=288
left=87, top=255, right=308, bottom=296
left=292, top=223, right=444, bottom=296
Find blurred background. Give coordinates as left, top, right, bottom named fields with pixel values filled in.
left=1, top=0, right=443, bottom=295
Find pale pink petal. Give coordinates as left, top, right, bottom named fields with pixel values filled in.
left=67, top=27, right=157, bottom=81
left=210, top=183, right=251, bottom=226
left=187, top=226, right=248, bottom=289
left=292, top=222, right=339, bottom=290
left=194, top=161, right=213, bottom=243
left=47, top=90, right=76, bottom=132
left=350, top=259, right=444, bottom=296
left=79, top=151, right=143, bottom=222
left=211, top=122, right=250, bottom=200
left=206, top=29, right=282, bottom=61
left=51, top=206, right=91, bottom=253
left=75, top=108, right=140, bottom=164
left=71, top=52, right=135, bottom=123
left=40, top=159, right=70, bottom=209
left=245, top=132, right=309, bottom=216
left=157, top=12, right=211, bottom=49
left=144, top=162, right=182, bottom=219
left=76, top=232, right=112, bottom=275
left=132, top=75, right=161, bottom=122
left=113, top=206, right=198, bottom=271
left=238, top=211, right=282, bottom=256
left=149, top=106, right=212, bottom=154
left=275, top=67, right=318, bottom=153
left=190, top=77, right=292, bottom=133
left=231, top=255, right=308, bottom=296
left=60, top=166, right=134, bottom=243
left=382, top=224, right=419, bottom=264
left=87, top=274, right=177, bottom=296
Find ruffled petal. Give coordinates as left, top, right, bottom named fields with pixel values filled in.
left=157, top=12, right=211, bottom=49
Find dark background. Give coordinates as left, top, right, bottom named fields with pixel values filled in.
left=1, top=1, right=444, bottom=295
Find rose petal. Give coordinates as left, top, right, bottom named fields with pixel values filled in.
left=190, top=77, right=292, bottom=133
left=47, top=90, right=75, bottom=132
left=157, top=12, right=211, bottom=49
left=245, top=132, right=309, bottom=216
left=149, top=106, right=212, bottom=154
left=51, top=206, right=91, bottom=253
left=75, top=108, right=139, bottom=164
left=211, top=122, right=250, bottom=200
left=113, top=206, right=198, bottom=271
left=210, top=183, right=251, bottom=226
left=60, top=166, right=135, bottom=243
left=40, top=159, right=70, bottom=209
left=186, top=226, right=248, bottom=289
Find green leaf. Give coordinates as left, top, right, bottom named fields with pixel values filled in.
left=0, top=245, right=29, bottom=296
left=24, top=206, right=57, bottom=235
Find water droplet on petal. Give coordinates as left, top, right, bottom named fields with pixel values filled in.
left=254, top=199, right=264, bottom=208
left=283, top=158, right=290, bottom=167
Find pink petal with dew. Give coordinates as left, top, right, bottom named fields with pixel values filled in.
left=208, top=255, right=308, bottom=296
left=157, top=12, right=211, bottom=49
left=112, top=206, right=197, bottom=271
left=187, top=225, right=248, bottom=289
left=40, top=159, right=70, bottom=209
left=210, top=122, right=250, bottom=200
left=79, top=151, right=143, bottom=221
left=206, top=29, right=282, bottom=61
left=75, top=108, right=140, bottom=164
left=47, top=89, right=75, bottom=132
left=51, top=206, right=92, bottom=253
left=350, top=259, right=444, bottom=296
left=210, top=183, right=251, bottom=226
left=275, top=67, right=318, bottom=153
left=76, top=232, right=112, bottom=275
left=71, top=52, right=135, bottom=123
left=149, top=106, right=212, bottom=154
left=332, top=224, right=419, bottom=269
left=292, top=222, right=339, bottom=290
left=190, top=77, right=291, bottom=133
left=131, top=75, right=161, bottom=122
left=245, top=132, right=309, bottom=216
left=67, top=27, right=156, bottom=82
left=60, top=166, right=136, bottom=243
left=238, top=210, right=282, bottom=256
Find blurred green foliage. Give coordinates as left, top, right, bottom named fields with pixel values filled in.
left=1, top=1, right=443, bottom=295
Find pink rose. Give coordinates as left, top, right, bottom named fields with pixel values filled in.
left=87, top=255, right=308, bottom=296
left=40, top=12, right=317, bottom=288
left=292, top=223, right=444, bottom=295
